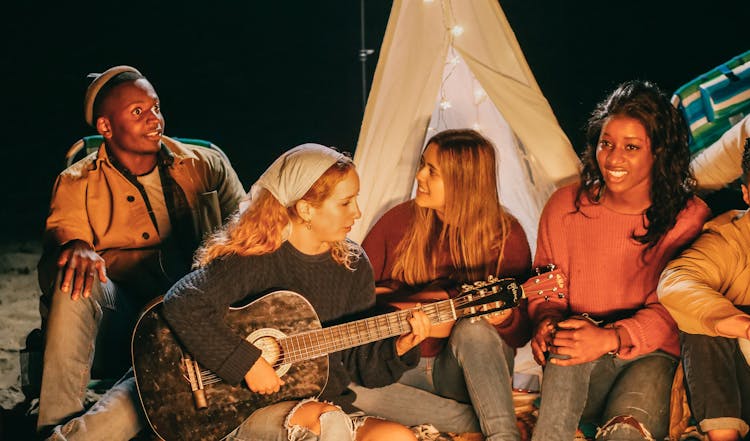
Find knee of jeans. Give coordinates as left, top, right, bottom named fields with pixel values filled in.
left=450, top=318, right=501, bottom=347
left=596, top=415, right=655, bottom=441
left=287, top=400, right=346, bottom=437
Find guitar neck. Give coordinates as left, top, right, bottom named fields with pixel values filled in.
left=278, top=299, right=456, bottom=364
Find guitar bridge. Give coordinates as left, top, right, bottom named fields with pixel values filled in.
left=183, top=353, right=208, bottom=409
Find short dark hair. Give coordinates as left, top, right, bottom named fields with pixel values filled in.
left=91, top=71, right=146, bottom=121
left=742, top=137, right=750, bottom=184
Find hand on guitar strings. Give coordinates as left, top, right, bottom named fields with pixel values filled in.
left=546, top=317, right=620, bottom=366
left=244, top=356, right=285, bottom=395
left=395, top=307, right=432, bottom=356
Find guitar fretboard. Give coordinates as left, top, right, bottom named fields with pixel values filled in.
left=278, top=300, right=456, bottom=364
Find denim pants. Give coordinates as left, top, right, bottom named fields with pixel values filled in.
left=226, top=399, right=370, bottom=441
left=351, top=319, right=519, bottom=440
left=681, top=332, right=750, bottom=437
left=37, top=274, right=145, bottom=440
left=531, top=351, right=677, bottom=441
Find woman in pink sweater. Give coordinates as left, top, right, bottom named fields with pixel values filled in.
left=529, top=80, right=711, bottom=441
left=350, top=129, right=532, bottom=441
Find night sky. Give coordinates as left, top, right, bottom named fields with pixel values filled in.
left=3, top=1, right=748, bottom=242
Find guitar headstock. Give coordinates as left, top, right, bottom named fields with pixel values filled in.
left=522, top=263, right=567, bottom=303
left=451, top=264, right=567, bottom=321
left=453, top=276, right=523, bottom=321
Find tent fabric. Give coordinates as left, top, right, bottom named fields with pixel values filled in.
left=351, top=0, right=580, bottom=247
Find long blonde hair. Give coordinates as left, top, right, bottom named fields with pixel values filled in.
left=195, top=158, right=361, bottom=269
left=392, top=129, right=512, bottom=284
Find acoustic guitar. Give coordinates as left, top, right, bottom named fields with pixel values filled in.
left=132, top=265, right=565, bottom=440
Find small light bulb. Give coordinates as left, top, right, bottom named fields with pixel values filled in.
left=439, top=99, right=452, bottom=110
left=448, top=55, right=460, bottom=66
left=473, top=87, right=486, bottom=104
left=472, top=122, right=481, bottom=131
left=450, top=25, right=464, bottom=37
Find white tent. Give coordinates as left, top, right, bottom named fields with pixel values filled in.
left=351, top=0, right=580, bottom=250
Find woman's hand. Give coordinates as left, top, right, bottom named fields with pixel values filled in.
left=395, top=309, right=432, bottom=355
left=531, top=317, right=558, bottom=366
left=547, top=317, right=619, bottom=366
left=244, top=357, right=285, bottom=395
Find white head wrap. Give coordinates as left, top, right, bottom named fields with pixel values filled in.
left=248, top=143, right=347, bottom=208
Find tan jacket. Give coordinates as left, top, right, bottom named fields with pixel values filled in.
left=40, top=136, right=245, bottom=301
left=658, top=209, right=750, bottom=336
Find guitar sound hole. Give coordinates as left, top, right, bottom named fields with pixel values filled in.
left=247, top=328, right=290, bottom=377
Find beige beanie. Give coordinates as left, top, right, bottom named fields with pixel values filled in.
left=83, top=65, right=143, bottom=126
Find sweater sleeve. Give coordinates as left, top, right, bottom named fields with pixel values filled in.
left=163, top=257, right=263, bottom=385
left=492, top=217, right=533, bottom=347
left=614, top=199, right=711, bottom=358
left=528, top=188, right=570, bottom=324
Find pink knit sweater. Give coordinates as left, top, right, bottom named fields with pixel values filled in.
left=529, top=184, right=710, bottom=358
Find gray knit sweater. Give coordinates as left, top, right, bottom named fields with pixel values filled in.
left=162, top=240, right=419, bottom=411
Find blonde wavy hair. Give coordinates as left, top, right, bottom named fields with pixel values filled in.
left=392, top=129, right=512, bottom=284
left=195, top=158, right=362, bottom=269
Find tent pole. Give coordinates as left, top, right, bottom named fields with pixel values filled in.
left=358, top=0, right=374, bottom=114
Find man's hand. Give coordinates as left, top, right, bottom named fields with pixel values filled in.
left=244, top=357, right=285, bottom=395
left=57, top=240, right=107, bottom=300
left=547, top=317, right=619, bottom=366
left=395, top=309, right=432, bottom=355
left=531, top=317, right=558, bottom=366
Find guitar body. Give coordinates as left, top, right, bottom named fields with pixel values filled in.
left=132, top=291, right=328, bottom=441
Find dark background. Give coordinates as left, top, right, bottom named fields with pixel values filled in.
left=2, top=1, right=748, bottom=243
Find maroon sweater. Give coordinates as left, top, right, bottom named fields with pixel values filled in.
left=362, top=200, right=533, bottom=357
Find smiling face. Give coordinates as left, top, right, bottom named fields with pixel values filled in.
left=308, top=168, right=362, bottom=244
left=596, top=115, right=654, bottom=209
left=414, top=143, right=446, bottom=215
left=97, top=78, right=165, bottom=160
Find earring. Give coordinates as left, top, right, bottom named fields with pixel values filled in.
left=305, top=219, right=312, bottom=230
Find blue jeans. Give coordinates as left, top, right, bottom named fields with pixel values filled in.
left=531, top=351, right=677, bottom=441
left=351, top=319, right=519, bottom=440
left=226, top=399, right=370, bottom=441
left=37, top=274, right=144, bottom=440
left=681, top=332, right=750, bottom=437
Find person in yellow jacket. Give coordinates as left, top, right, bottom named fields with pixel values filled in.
left=659, top=137, right=750, bottom=441
left=36, top=65, right=245, bottom=440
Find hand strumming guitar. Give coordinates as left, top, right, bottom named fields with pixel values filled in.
left=245, top=357, right=286, bottom=395
left=57, top=239, right=108, bottom=300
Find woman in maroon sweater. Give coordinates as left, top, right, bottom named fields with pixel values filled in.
left=529, top=81, right=711, bottom=441
left=350, top=129, right=532, bottom=440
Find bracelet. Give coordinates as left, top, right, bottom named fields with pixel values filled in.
left=607, top=326, right=621, bottom=357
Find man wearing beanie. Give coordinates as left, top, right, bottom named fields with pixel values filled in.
left=35, top=65, right=245, bottom=440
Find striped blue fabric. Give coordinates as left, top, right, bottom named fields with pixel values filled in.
left=672, top=49, right=750, bottom=153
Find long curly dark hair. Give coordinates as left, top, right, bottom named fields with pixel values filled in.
left=577, top=80, right=696, bottom=249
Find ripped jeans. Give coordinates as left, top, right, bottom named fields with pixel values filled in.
left=531, top=351, right=677, bottom=441
left=226, top=399, right=371, bottom=441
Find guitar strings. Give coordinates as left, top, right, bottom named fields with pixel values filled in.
left=193, top=281, right=513, bottom=383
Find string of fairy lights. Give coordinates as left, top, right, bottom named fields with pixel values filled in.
left=425, top=0, right=489, bottom=137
